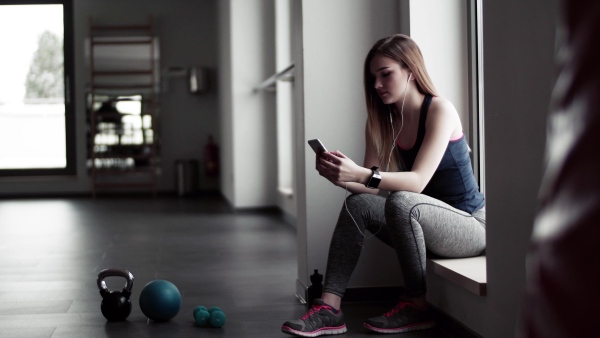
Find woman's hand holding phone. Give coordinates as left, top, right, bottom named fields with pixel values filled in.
left=321, top=150, right=362, bottom=184
left=308, top=139, right=362, bottom=186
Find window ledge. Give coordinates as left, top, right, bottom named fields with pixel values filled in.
left=427, top=256, right=487, bottom=296
left=277, top=187, right=294, bottom=198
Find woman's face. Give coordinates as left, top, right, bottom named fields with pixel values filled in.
left=369, top=54, right=410, bottom=105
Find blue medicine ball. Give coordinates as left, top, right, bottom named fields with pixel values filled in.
left=139, top=280, right=181, bottom=322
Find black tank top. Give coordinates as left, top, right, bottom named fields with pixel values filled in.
left=397, top=95, right=485, bottom=213
left=397, top=95, right=432, bottom=170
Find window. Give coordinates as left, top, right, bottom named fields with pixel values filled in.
left=0, top=0, right=75, bottom=176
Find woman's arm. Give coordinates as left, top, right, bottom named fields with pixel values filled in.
left=320, top=98, right=459, bottom=193
left=343, top=125, right=385, bottom=194
left=315, top=125, right=379, bottom=194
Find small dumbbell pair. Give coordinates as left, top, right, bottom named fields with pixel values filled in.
left=193, top=306, right=226, bottom=328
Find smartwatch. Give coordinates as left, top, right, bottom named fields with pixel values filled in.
left=365, top=166, right=381, bottom=189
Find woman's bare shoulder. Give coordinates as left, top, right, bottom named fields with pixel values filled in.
left=429, top=96, right=457, bottom=116
left=427, top=96, right=461, bottom=132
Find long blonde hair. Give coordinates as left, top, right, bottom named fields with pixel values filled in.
left=364, top=34, right=438, bottom=172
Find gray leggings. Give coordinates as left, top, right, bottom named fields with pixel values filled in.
left=323, top=191, right=486, bottom=298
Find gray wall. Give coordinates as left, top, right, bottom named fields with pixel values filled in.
left=482, top=1, right=559, bottom=336
left=294, top=0, right=403, bottom=290
left=425, top=1, right=559, bottom=336
left=0, top=0, right=220, bottom=195
left=426, top=0, right=560, bottom=336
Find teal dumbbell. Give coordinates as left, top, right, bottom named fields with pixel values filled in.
left=193, top=305, right=207, bottom=318
left=193, top=305, right=226, bottom=327
left=207, top=306, right=221, bottom=315
left=193, top=306, right=210, bottom=326
left=208, top=306, right=226, bottom=328
left=210, top=311, right=226, bottom=328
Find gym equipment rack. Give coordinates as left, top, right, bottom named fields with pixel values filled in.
left=86, top=16, right=160, bottom=197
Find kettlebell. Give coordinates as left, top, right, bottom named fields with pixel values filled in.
left=97, top=268, right=135, bottom=321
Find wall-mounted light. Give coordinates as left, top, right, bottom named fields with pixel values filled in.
left=162, top=66, right=209, bottom=94
left=189, top=67, right=209, bottom=94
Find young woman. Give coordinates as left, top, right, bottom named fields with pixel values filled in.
left=281, top=34, right=486, bottom=337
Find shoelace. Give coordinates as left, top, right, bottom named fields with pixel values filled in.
left=301, top=304, right=331, bottom=320
left=384, top=302, right=412, bottom=318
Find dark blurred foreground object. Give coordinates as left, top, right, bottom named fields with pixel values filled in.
left=520, top=1, right=600, bottom=337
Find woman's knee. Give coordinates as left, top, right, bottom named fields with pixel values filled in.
left=385, top=190, right=418, bottom=216
left=338, top=193, right=384, bottom=230
left=344, top=193, right=377, bottom=212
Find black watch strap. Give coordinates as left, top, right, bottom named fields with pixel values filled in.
left=365, top=166, right=381, bottom=189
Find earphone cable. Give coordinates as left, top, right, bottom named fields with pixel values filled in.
left=385, top=75, right=410, bottom=172
left=344, top=183, right=382, bottom=247
left=343, top=74, right=410, bottom=245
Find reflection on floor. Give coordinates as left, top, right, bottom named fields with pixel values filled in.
left=0, top=196, right=450, bottom=338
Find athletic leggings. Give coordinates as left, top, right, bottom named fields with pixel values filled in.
left=323, top=191, right=486, bottom=298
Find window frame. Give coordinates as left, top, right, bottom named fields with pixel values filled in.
left=0, top=0, right=76, bottom=177
left=467, top=0, right=485, bottom=193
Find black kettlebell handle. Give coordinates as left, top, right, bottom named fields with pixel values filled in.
left=97, top=268, right=134, bottom=295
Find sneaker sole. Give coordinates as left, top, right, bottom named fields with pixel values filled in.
left=281, top=324, right=347, bottom=337
left=363, top=321, right=435, bottom=334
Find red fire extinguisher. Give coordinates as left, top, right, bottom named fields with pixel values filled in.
left=204, top=135, right=219, bottom=177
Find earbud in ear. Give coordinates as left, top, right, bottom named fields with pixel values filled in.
left=408, top=73, right=413, bottom=80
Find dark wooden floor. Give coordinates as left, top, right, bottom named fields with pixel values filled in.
left=0, top=196, right=450, bottom=337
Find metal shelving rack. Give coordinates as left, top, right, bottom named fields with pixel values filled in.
left=87, top=17, right=160, bottom=197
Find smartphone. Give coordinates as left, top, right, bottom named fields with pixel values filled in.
left=308, top=139, right=328, bottom=154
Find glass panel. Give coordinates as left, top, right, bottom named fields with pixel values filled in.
left=0, top=4, right=65, bottom=169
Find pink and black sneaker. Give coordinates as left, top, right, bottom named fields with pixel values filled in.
left=363, top=301, right=435, bottom=334
left=281, top=299, right=347, bottom=337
